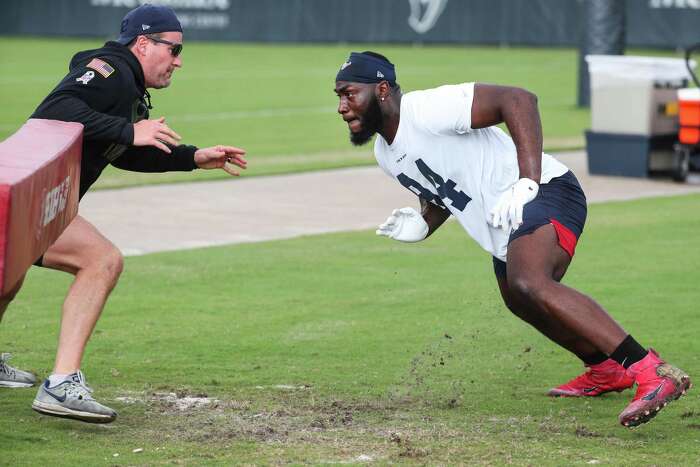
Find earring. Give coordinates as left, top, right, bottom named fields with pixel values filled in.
left=381, top=97, right=385, bottom=101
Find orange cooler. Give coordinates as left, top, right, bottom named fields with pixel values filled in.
left=678, top=88, right=700, bottom=144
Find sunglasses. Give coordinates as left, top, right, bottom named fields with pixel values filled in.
left=146, top=35, right=183, bottom=57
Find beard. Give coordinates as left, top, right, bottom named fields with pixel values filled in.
left=349, top=95, right=383, bottom=146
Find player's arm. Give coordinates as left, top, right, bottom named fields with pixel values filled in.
left=421, top=197, right=450, bottom=238
left=376, top=197, right=449, bottom=243
left=471, top=83, right=542, bottom=232
left=470, top=83, right=542, bottom=183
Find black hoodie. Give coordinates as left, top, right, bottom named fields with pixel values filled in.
left=31, top=41, right=198, bottom=199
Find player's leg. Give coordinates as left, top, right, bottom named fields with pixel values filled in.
left=507, top=225, right=628, bottom=353
left=507, top=223, right=690, bottom=426
left=31, top=215, right=119, bottom=423
left=494, top=258, right=630, bottom=397
left=494, top=257, right=603, bottom=358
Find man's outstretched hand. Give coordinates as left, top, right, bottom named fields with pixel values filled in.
left=194, top=145, right=248, bottom=176
left=133, top=117, right=181, bottom=153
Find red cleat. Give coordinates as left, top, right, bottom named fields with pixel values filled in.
left=548, top=358, right=634, bottom=397
left=619, top=349, right=691, bottom=428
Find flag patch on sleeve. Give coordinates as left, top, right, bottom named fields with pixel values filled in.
left=86, top=58, right=115, bottom=78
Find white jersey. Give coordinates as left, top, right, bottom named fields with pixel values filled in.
left=374, top=82, right=569, bottom=261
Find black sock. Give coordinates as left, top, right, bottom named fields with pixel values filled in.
left=610, top=335, right=648, bottom=369
left=581, top=351, right=609, bottom=366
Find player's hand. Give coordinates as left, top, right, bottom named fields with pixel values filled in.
left=194, top=145, right=247, bottom=176
left=489, top=177, right=539, bottom=232
left=133, top=117, right=181, bottom=154
left=376, top=207, right=429, bottom=243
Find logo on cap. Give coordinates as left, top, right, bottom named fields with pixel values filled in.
left=376, top=71, right=384, bottom=78
left=142, top=24, right=151, bottom=30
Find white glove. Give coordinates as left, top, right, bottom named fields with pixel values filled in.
left=376, top=207, right=429, bottom=243
left=489, top=178, right=539, bottom=232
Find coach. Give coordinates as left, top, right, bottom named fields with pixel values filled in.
left=0, top=3, right=246, bottom=423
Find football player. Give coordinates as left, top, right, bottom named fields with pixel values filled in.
left=334, top=51, right=690, bottom=427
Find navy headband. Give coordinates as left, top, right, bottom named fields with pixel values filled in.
left=336, top=52, right=396, bottom=86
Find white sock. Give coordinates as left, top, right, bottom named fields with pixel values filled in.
left=48, top=373, right=73, bottom=387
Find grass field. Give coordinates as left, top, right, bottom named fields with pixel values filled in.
left=0, top=36, right=606, bottom=189
left=2, top=194, right=699, bottom=465
left=1, top=35, right=696, bottom=464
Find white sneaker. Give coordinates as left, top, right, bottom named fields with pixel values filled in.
left=32, top=371, right=117, bottom=423
left=0, top=353, right=37, bottom=388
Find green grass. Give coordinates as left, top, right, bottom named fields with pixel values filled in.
left=2, top=194, right=700, bottom=465
left=0, top=37, right=603, bottom=190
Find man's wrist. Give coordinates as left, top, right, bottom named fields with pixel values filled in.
left=121, top=122, right=134, bottom=145
left=191, top=147, right=200, bottom=169
left=514, top=177, right=539, bottom=203
left=518, top=177, right=539, bottom=186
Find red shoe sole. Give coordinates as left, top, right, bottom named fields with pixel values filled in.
left=620, top=377, right=692, bottom=428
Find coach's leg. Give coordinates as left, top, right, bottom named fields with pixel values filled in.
left=0, top=274, right=25, bottom=322
left=41, top=215, right=123, bottom=374
left=0, top=274, right=38, bottom=388
left=31, top=215, right=119, bottom=422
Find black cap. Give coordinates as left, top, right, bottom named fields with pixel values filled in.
left=116, top=3, right=182, bottom=45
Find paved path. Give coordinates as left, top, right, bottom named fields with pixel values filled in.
left=79, top=151, right=700, bottom=256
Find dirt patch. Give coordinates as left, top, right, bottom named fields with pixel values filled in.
left=389, top=431, right=431, bottom=459
left=117, top=392, right=222, bottom=411
left=386, top=332, right=468, bottom=409
left=108, top=337, right=546, bottom=462
left=574, top=425, right=603, bottom=438
left=113, top=386, right=463, bottom=463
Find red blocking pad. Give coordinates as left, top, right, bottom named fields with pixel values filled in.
left=0, top=119, right=83, bottom=295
